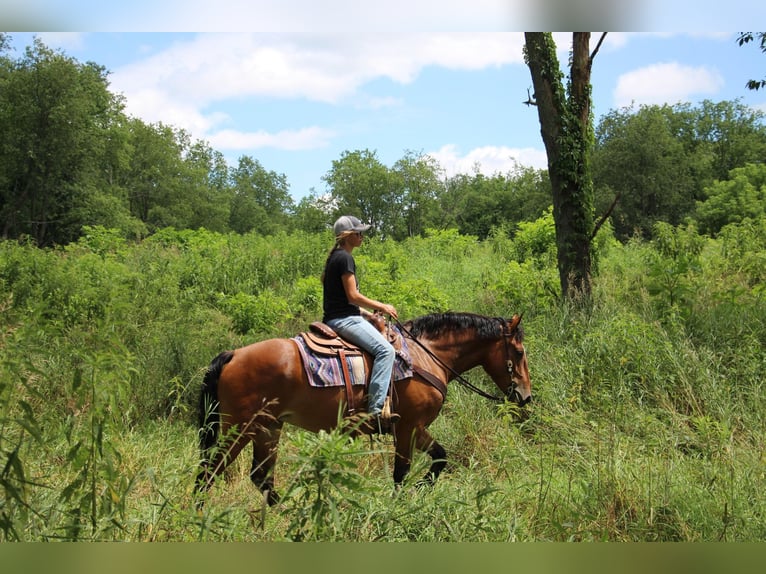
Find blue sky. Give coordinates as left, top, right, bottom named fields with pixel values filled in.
left=4, top=4, right=766, bottom=201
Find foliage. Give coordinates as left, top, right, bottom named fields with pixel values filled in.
left=0, top=38, right=128, bottom=245
left=593, top=100, right=766, bottom=240
left=646, top=222, right=705, bottom=317
left=3, top=34, right=765, bottom=259
left=2, top=219, right=765, bottom=540
left=695, top=163, right=766, bottom=235
left=737, top=32, right=766, bottom=91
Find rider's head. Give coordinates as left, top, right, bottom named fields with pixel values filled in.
left=333, top=215, right=370, bottom=238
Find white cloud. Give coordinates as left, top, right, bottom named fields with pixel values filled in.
left=614, top=61, right=724, bottom=107
left=427, top=144, right=547, bottom=178
left=29, top=32, right=85, bottom=51
left=111, top=33, right=525, bottom=110
left=108, top=33, right=527, bottom=151
left=359, top=96, right=404, bottom=110
left=206, top=126, right=335, bottom=151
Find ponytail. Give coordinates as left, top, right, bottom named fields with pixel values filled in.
left=321, top=231, right=355, bottom=282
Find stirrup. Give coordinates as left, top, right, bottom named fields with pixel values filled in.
left=382, top=396, right=394, bottom=418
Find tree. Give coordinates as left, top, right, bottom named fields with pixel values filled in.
left=322, top=149, right=395, bottom=237
left=182, top=139, right=231, bottom=233
left=119, top=119, right=185, bottom=230
left=229, top=155, right=293, bottom=235
left=693, top=99, right=766, bottom=181
left=524, top=33, right=605, bottom=299
left=592, top=100, right=766, bottom=240
left=292, top=191, right=334, bottom=234
left=439, top=166, right=551, bottom=240
left=0, top=38, right=128, bottom=245
left=592, top=104, right=704, bottom=239
left=737, top=32, right=766, bottom=91
left=694, top=163, right=766, bottom=235
left=390, top=151, right=443, bottom=239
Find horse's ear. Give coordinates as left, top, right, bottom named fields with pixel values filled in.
left=509, top=313, right=522, bottom=331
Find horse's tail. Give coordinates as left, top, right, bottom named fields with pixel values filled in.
left=198, top=350, right=234, bottom=460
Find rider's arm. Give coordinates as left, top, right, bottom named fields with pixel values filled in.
left=341, top=272, right=398, bottom=319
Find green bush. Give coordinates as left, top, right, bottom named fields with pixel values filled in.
left=1, top=222, right=765, bottom=541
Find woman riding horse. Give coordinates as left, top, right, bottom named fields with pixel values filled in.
left=196, top=309, right=532, bottom=506
left=321, top=215, right=400, bottom=433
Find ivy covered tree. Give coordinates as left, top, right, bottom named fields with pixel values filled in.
left=524, top=32, right=605, bottom=299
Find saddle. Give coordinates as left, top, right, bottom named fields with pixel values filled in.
left=302, top=322, right=365, bottom=357
left=303, top=315, right=404, bottom=356
left=296, top=317, right=408, bottom=416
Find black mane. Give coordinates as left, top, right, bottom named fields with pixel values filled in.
left=405, top=312, right=510, bottom=340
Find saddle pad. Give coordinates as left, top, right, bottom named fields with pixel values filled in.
left=293, top=333, right=413, bottom=388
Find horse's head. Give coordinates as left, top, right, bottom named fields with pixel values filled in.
left=491, top=314, right=531, bottom=407
left=405, top=311, right=531, bottom=407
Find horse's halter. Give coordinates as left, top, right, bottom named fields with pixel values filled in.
left=501, top=321, right=529, bottom=406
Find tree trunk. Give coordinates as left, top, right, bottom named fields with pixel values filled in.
left=524, top=32, right=595, bottom=299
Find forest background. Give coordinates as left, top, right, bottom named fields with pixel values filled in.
left=1, top=33, right=766, bottom=541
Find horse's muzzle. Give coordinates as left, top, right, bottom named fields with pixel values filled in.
left=508, top=387, right=531, bottom=407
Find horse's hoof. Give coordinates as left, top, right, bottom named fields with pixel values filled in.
left=264, top=489, right=280, bottom=506
left=416, top=475, right=436, bottom=490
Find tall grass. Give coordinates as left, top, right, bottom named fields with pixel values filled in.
left=0, top=220, right=764, bottom=540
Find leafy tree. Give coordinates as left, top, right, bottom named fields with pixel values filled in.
left=119, top=119, right=187, bottom=230
left=593, top=104, right=704, bottom=239
left=737, top=32, right=766, bottom=91
left=694, top=163, right=766, bottom=235
left=322, top=149, right=395, bottom=237
left=292, top=191, right=333, bottom=234
left=693, top=100, right=766, bottom=181
left=181, top=139, right=231, bottom=233
left=524, top=32, right=604, bottom=299
left=229, top=155, right=293, bottom=235
left=440, top=166, right=551, bottom=240
left=593, top=101, right=766, bottom=240
left=389, top=151, right=443, bottom=239
left=0, top=38, right=128, bottom=245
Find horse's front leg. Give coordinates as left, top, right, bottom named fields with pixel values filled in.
left=393, top=426, right=447, bottom=486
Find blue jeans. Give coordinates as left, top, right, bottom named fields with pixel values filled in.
left=326, top=315, right=395, bottom=415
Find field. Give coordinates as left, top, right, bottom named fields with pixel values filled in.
left=1, top=218, right=765, bottom=541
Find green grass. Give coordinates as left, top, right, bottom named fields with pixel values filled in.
left=1, top=222, right=765, bottom=540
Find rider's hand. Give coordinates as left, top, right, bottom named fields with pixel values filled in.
left=380, top=304, right=398, bottom=320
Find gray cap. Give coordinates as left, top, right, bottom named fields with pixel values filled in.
left=333, top=215, right=371, bottom=236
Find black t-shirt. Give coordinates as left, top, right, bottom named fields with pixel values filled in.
left=322, top=249, right=360, bottom=322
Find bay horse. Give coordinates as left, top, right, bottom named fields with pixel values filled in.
left=195, top=312, right=531, bottom=506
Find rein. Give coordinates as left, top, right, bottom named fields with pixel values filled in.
left=393, top=319, right=508, bottom=403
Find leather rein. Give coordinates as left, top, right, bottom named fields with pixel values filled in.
left=393, top=318, right=519, bottom=403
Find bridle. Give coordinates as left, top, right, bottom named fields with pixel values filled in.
left=394, top=318, right=525, bottom=404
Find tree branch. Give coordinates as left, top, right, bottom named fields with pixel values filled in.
left=590, top=192, right=620, bottom=243
left=589, top=33, right=608, bottom=68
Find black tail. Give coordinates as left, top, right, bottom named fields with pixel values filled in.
left=198, top=350, right=234, bottom=457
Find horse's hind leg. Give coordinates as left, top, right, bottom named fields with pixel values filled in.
left=196, top=430, right=251, bottom=501
left=250, top=423, right=283, bottom=506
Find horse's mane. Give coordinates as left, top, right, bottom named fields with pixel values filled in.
left=405, top=312, right=522, bottom=341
